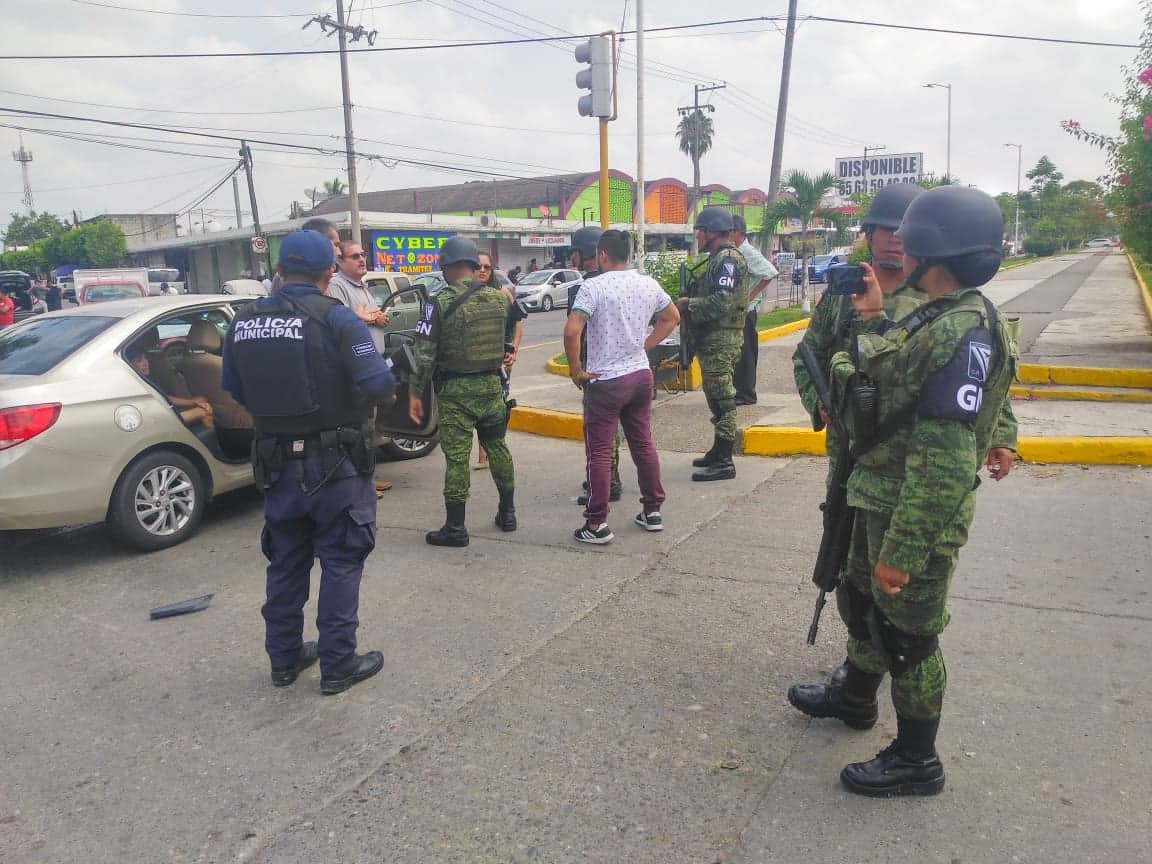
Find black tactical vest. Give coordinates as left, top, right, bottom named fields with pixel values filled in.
left=226, top=290, right=364, bottom=436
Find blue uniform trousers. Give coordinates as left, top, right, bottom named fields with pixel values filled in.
left=260, top=456, right=377, bottom=675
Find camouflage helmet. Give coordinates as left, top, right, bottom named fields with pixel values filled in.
left=861, top=183, right=924, bottom=231
left=571, top=225, right=604, bottom=259
left=438, top=236, right=480, bottom=269
left=693, top=205, right=734, bottom=233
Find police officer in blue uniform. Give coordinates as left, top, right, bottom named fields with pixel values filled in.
left=222, top=230, right=397, bottom=696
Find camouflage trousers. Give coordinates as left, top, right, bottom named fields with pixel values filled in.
left=842, top=501, right=972, bottom=720
left=698, top=341, right=742, bottom=443
left=439, top=375, right=514, bottom=505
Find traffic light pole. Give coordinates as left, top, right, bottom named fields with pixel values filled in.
left=599, top=120, right=610, bottom=230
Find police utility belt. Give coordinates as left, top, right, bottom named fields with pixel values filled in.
left=251, top=427, right=374, bottom=489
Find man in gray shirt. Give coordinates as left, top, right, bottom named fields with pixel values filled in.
left=731, top=214, right=779, bottom=405
left=327, top=240, right=390, bottom=352
left=327, top=239, right=394, bottom=495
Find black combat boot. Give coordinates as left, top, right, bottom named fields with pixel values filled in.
left=840, top=715, right=945, bottom=797
left=691, top=437, right=720, bottom=468
left=494, top=490, right=517, bottom=532
left=426, top=502, right=469, bottom=547
left=691, top=439, right=735, bottom=481
left=786, top=661, right=882, bottom=730
left=577, top=480, right=621, bottom=505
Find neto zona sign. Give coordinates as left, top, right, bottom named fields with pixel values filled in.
left=835, top=153, right=923, bottom=195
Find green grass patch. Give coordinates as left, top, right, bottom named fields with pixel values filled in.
left=1000, top=254, right=1052, bottom=271
left=756, top=305, right=807, bottom=330
left=1131, top=252, right=1152, bottom=298
left=551, top=352, right=568, bottom=366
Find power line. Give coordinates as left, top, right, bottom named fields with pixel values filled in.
left=0, top=87, right=339, bottom=117
left=67, top=0, right=422, bottom=18
left=0, top=14, right=1135, bottom=60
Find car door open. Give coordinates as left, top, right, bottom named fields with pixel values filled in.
left=374, top=286, right=438, bottom=440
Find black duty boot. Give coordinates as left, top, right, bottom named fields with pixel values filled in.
left=691, top=439, right=735, bottom=481
left=270, top=641, right=319, bottom=687
left=320, top=650, right=384, bottom=696
left=787, top=661, right=882, bottom=730
left=494, top=490, right=517, bottom=532
left=691, top=438, right=720, bottom=468
left=840, top=716, right=945, bottom=798
left=426, top=502, right=469, bottom=547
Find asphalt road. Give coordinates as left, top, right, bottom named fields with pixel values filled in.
left=2, top=432, right=1149, bottom=864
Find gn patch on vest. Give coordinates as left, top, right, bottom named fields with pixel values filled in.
left=416, top=301, right=439, bottom=340
left=917, top=325, right=993, bottom=424
left=715, top=259, right=737, bottom=292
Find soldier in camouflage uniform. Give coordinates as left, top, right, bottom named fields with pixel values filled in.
left=409, top=237, right=516, bottom=548
left=676, top=206, right=750, bottom=481
left=798, top=186, right=1019, bottom=798
left=789, top=185, right=1018, bottom=735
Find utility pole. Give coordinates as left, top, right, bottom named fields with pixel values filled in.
left=305, top=5, right=378, bottom=244
left=12, top=135, right=33, bottom=214
left=232, top=173, right=243, bottom=229
left=678, top=82, right=724, bottom=253
left=862, top=144, right=886, bottom=197
left=240, top=141, right=271, bottom=277
left=635, top=0, right=645, bottom=269
left=924, top=82, right=952, bottom=181
left=766, top=0, right=799, bottom=205
left=1005, top=143, right=1022, bottom=254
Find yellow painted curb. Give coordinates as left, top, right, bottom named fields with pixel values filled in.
left=757, top=317, right=811, bottom=342
left=740, top=426, right=1152, bottom=465
left=507, top=406, right=583, bottom=441
left=1016, top=364, right=1152, bottom=388
left=1127, top=251, right=1152, bottom=330
left=545, top=356, right=567, bottom=376
left=1010, top=385, right=1152, bottom=403
left=547, top=354, right=703, bottom=389
left=1016, top=437, right=1152, bottom=466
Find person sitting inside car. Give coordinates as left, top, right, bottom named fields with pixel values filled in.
left=126, top=343, right=215, bottom=429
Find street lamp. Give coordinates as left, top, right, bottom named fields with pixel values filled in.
left=1004, top=143, right=1022, bottom=256
left=924, top=82, right=952, bottom=181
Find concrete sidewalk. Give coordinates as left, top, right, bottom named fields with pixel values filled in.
left=511, top=251, right=1152, bottom=452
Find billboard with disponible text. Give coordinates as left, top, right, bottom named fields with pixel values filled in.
left=835, top=153, right=923, bottom=195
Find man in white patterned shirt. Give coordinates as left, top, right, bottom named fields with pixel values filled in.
left=563, top=231, right=681, bottom=545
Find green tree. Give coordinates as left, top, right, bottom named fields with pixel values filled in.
left=77, top=219, right=128, bottom=266
left=3, top=211, right=69, bottom=246
left=769, top=170, right=839, bottom=308
left=322, top=177, right=347, bottom=200
left=675, top=109, right=715, bottom=209
left=1026, top=156, right=1064, bottom=197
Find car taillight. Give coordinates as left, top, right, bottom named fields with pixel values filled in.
left=0, top=404, right=62, bottom=451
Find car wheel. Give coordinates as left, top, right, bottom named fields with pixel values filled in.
left=541, top=295, right=554, bottom=312
left=381, top=436, right=440, bottom=460
left=108, top=451, right=206, bottom=551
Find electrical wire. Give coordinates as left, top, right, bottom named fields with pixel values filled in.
left=0, top=88, right=341, bottom=116
left=67, top=0, right=422, bottom=19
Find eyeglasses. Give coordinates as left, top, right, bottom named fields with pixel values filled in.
left=476, top=264, right=492, bottom=270
left=343, top=252, right=366, bottom=260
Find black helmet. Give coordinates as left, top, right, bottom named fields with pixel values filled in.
left=861, top=183, right=924, bottom=231
left=571, top=225, right=603, bottom=259
left=439, top=236, right=480, bottom=268
left=897, top=186, right=1004, bottom=258
left=693, top=206, right=734, bottom=233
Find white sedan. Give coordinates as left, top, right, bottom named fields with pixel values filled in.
left=513, top=268, right=582, bottom=312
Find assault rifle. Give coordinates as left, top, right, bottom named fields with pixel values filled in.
left=796, top=341, right=857, bottom=645
left=677, top=262, right=693, bottom=369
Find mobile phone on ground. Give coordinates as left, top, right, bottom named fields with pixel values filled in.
left=824, top=264, right=866, bottom=295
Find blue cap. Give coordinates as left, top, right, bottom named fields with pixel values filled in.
left=277, top=229, right=335, bottom=273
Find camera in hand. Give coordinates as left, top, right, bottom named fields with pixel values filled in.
left=825, top=264, right=866, bottom=296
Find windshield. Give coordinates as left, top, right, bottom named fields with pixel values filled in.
left=148, top=268, right=180, bottom=283
left=0, top=316, right=118, bottom=375
left=82, top=283, right=144, bottom=303
left=813, top=255, right=834, bottom=266
left=517, top=271, right=556, bottom=287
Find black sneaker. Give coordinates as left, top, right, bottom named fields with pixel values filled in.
left=573, top=522, right=614, bottom=544
left=634, top=511, right=663, bottom=532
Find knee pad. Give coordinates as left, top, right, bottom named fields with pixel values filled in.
left=476, top=417, right=507, bottom=446
left=835, top=583, right=873, bottom=643
left=868, top=610, right=939, bottom=678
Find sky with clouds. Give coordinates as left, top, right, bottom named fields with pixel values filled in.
left=0, top=0, right=1142, bottom=232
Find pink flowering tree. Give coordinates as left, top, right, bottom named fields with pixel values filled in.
left=1061, top=1, right=1152, bottom=258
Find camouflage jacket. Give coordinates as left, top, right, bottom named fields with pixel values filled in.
left=411, top=278, right=510, bottom=394
left=831, top=287, right=1019, bottom=573
left=683, top=243, right=749, bottom=347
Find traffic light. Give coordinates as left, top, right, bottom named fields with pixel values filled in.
left=575, top=35, right=612, bottom=119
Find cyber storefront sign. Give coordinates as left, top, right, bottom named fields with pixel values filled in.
left=371, top=230, right=455, bottom=274
left=835, top=153, right=923, bottom=195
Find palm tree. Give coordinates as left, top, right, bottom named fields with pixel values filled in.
left=322, top=177, right=347, bottom=200
left=675, top=109, right=715, bottom=212
left=768, top=169, right=839, bottom=310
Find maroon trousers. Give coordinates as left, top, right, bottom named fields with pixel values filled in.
left=582, top=368, right=665, bottom=525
